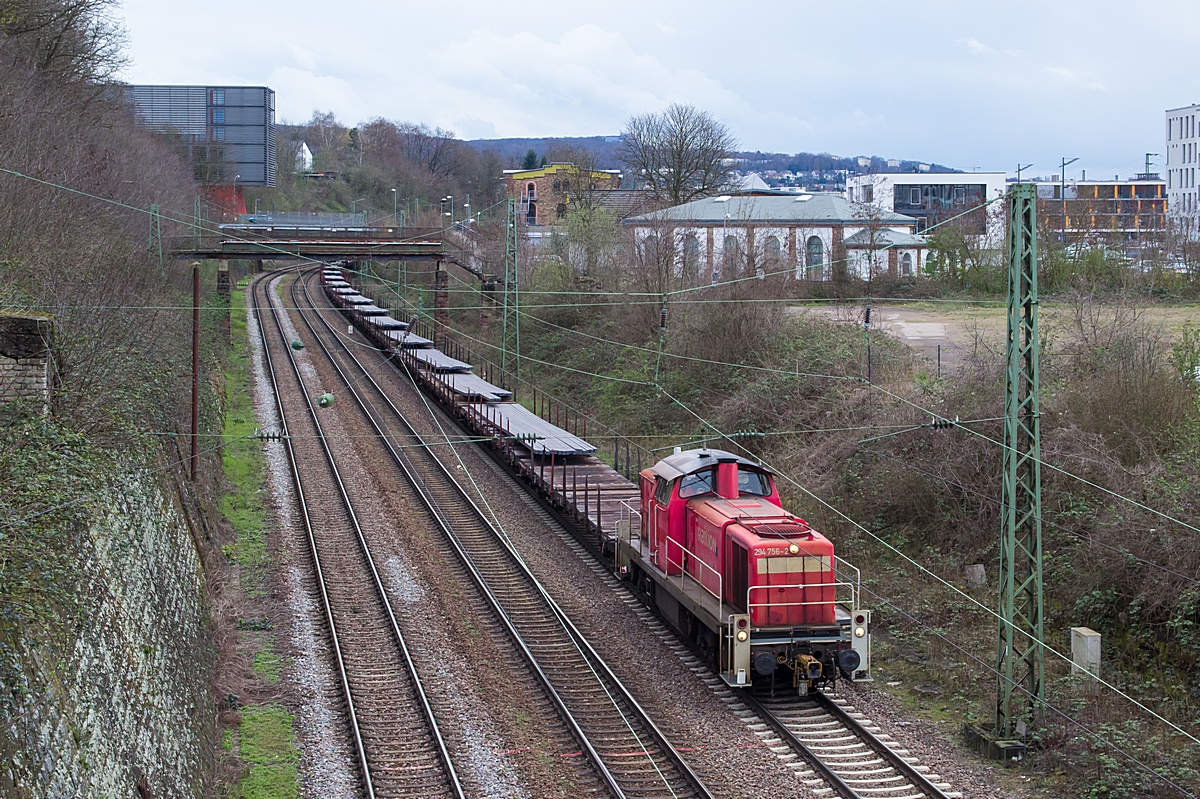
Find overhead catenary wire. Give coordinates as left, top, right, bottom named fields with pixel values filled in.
left=367, top=283, right=1200, bottom=747
left=375, top=277, right=1200, bottom=795
left=652, top=384, right=1200, bottom=748
left=428, top=268, right=1200, bottom=553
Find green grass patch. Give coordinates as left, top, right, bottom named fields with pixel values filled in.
left=220, top=286, right=270, bottom=593
left=253, top=639, right=282, bottom=685
left=234, top=706, right=298, bottom=799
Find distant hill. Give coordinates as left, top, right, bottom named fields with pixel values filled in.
left=464, top=136, right=960, bottom=176
left=465, top=136, right=625, bottom=169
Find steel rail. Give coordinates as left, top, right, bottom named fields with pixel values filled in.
left=742, top=686, right=954, bottom=799
left=251, top=274, right=375, bottom=798
left=255, top=273, right=466, bottom=799
left=290, top=270, right=638, bottom=797
left=814, top=691, right=954, bottom=799
left=294, top=269, right=714, bottom=799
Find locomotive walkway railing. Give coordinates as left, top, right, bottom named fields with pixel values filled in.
left=746, top=580, right=860, bottom=618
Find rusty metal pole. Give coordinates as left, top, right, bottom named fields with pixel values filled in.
left=191, top=261, right=200, bottom=481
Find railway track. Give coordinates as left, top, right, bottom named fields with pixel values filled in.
left=290, top=269, right=715, bottom=799
left=743, top=687, right=958, bottom=799
left=252, top=274, right=465, bottom=799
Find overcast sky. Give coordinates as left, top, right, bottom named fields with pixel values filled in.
left=119, top=1, right=1199, bottom=179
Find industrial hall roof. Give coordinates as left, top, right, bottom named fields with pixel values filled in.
left=842, top=229, right=928, bottom=248
left=626, top=192, right=917, bottom=227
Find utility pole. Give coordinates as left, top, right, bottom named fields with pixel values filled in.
left=1060, top=157, right=1079, bottom=244
left=148, top=204, right=163, bottom=274
left=996, top=182, right=1044, bottom=741
left=191, top=261, right=201, bottom=481
left=501, top=195, right=520, bottom=379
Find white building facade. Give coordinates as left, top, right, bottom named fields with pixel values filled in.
left=1166, top=104, right=1199, bottom=236
left=845, top=172, right=1008, bottom=244
left=625, top=192, right=924, bottom=282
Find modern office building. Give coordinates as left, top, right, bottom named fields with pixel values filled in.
left=1166, top=104, right=1199, bottom=236
left=845, top=172, right=1008, bottom=243
left=123, top=85, right=277, bottom=187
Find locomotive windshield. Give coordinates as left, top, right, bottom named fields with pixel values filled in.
left=738, top=470, right=772, bottom=496
left=678, top=469, right=713, bottom=497
left=676, top=467, right=772, bottom=498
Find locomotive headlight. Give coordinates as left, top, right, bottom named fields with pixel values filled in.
left=788, top=543, right=800, bottom=554
left=736, top=630, right=749, bottom=642
left=854, top=626, right=866, bottom=638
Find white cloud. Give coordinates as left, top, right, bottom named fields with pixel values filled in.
left=114, top=0, right=1200, bottom=175
left=1046, top=66, right=1108, bottom=92
left=267, top=67, right=365, bottom=123
left=412, top=25, right=748, bottom=137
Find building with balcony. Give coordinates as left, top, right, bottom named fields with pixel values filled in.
left=1035, top=179, right=1166, bottom=245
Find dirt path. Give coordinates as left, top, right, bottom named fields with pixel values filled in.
left=796, top=302, right=1200, bottom=372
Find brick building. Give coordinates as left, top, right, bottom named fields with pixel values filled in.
left=0, top=312, right=53, bottom=414
left=503, top=163, right=622, bottom=226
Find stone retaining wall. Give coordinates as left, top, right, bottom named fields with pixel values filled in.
left=0, top=313, right=52, bottom=411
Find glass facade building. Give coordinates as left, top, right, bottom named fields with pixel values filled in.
left=123, top=85, right=276, bottom=186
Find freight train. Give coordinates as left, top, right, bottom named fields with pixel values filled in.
left=321, top=265, right=871, bottom=694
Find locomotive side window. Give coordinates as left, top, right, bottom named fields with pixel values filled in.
left=738, top=470, right=772, bottom=496
left=678, top=469, right=714, bottom=498
left=654, top=476, right=674, bottom=505
left=729, top=543, right=749, bottom=612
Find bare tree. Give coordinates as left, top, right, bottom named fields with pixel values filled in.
left=0, top=0, right=127, bottom=84
left=617, top=103, right=738, bottom=206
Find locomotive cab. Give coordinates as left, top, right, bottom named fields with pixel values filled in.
left=636, top=448, right=871, bottom=692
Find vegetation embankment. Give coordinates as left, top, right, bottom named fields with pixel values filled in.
left=1, top=1, right=292, bottom=795
left=218, top=281, right=299, bottom=799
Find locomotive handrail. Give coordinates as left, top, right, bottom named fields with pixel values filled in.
left=664, top=539, right=723, bottom=618
left=618, top=500, right=643, bottom=545
left=746, top=580, right=859, bottom=614
left=834, top=556, right=861, bottom=602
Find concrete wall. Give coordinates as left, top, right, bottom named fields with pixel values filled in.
left=1, top=466, right=212, bottom=798
left=0, top=313, right=52, bottom=412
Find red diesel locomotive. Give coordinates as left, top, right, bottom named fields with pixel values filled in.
left=625, top=448, right=871, bottom=692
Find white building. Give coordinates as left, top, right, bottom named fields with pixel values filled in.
left=296, top=141, right=313, bottom=172
left=845, top=171, right=1008, bottom=243
left=625, top=191, right=925, bottom=282
left=1165, top=104, right=1199, bottom=235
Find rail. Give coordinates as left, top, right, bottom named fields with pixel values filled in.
left=294, top=269, right=715, bottom=799
left=254, top=274, right=465, bottom=799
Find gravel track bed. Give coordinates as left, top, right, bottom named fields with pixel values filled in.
left=261, top=276, right=463, bottom=798
left=837, top=681, right=1021, bottom=798
left=286, top=275, right=606, bottom=798
left=250, top=277, right=358, bottom=799
left=314, top=303, right=812, bottom=798
left=298, top=274, right=721, bottom=799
